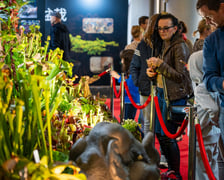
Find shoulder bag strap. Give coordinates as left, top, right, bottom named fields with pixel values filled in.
left=162, top=75, right=169, bottom=108
left=162, top=75, right=171, bottom=120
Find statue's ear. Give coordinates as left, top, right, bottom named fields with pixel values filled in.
left=105, top=139, right=129, bottom=180
left=69, top=137, right=87, bottom=162
left=142, top=132, right=160, bottom=166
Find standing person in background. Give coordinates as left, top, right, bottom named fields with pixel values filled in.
left=125, top=25, right=142, bottom=50
left=125, top=25, right=144, bottom=132
left=179, top=20, right=193, bottom=54
left=192, top=19, right=212, bottom=52
left=130, top=14, right=168, bottom=169
left=138, top=16, right=149, bottom=37
left=188, top=50, right=220, bottom=180
left=196, top=0, right=224, bottom=178
left=130, top=14, right=159, bottom=135
left=49, top=11, right=71, bottom=61
left=110, top=49, right=140, bottom=120
left=146, top=13, right=193, bottom=180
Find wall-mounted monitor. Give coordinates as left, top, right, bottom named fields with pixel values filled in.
left=83, top=18, right=113, bottom=34
left=18, top=0, right=37, bottom=19
left=90, top=56, right=113, bottom=73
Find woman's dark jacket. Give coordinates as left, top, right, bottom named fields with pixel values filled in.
left=129, top=40, right=153, bottom=96
left=157, top=34, right=193, bottom=101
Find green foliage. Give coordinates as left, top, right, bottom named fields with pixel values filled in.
left=58, top=99, right=73, bottom=113
left=52, top=150, right=69, bottom=162
left=122, top=119, right=138, bottom=132
left=0, top=0, right=28, bottom=34
left=122, top=119, right=142, bottom=142
left=70, top=35, right=119, bottom=55
left=0, top=6, right=73, bottom=166
left=26, top=156, right=86, bottom=180
left=0, top=2, right=115, bottom=179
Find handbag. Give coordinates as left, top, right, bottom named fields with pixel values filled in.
left=162, top=76, right=187, bottom=125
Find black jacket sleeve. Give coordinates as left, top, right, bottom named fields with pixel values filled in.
left=130, top=49, right=141, bottom=87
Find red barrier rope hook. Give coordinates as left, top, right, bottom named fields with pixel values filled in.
left=112, top=77, right=121, bottom=98
left=98, top=68, right=111, bottom=77
left=195, top=124, right=216, bottom=180
left=154, top=96, right=188, bottom=139
left=124, top=81, right=151, bottom=109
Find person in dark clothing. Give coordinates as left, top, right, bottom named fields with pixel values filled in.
left=110, top=49, right=140, bottom=120
left=138, top=16, right=149, bottom=36
left=196, top=0, right=224, bottom=178
left=146, top=13, right=193, bottom=180
left=130, top=14, right=159, bottom=135
left=49, top=11, right=71, bottom=61
left=130, top=14, right=169, bottom=169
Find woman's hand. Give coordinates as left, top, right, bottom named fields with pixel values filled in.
left=147, top=57, right=163, bottom=68
left=110, top=70, right=120, bottom=79
left=146, top=67, right=157, bottom=77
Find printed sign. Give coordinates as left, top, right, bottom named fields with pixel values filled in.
left=45, top=8, right=67, bottom=22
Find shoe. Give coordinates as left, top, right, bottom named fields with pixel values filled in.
left=159, top=154, right=168, bottom=169
left=161, top=170, right=182, bottom=180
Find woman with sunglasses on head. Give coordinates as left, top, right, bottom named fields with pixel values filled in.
left=146, top=13, right=193, bottom=180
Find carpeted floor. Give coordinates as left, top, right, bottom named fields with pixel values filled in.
left=106, top=98, right=189, bottom=179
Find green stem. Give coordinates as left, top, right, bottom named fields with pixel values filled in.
left=31, top=80, right=48, bottom=155
left=44, top=84, right=53, bottom=163
left=14, top=99, right=24, bottom=154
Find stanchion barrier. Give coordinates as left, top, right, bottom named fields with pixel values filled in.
left=195, top=124, right=216, bottom=180
left=120, top=73, right=125, bottom=124
left=110, top=67, right=114, bottom=118
left=124, top=81, right=151, bottom=109
left=112, top=77, right=121, bottom=98
left=154, top=96, right=188, bottom=139
left=73, top=69, right=109, bottom=87
left=149, top=81, right=156, bottom=141
left=98, top=69, right=110, bottom=77
left=98, top=71, right=107, bottom=77
left=188, top=107, right=196, bottom=180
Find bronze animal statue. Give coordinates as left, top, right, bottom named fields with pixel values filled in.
left=69, top=122, right=160, bottom=180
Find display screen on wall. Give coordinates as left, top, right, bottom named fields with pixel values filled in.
left=18, top=0, right=37, bottom=19
left=82, top=18, right=113, bottom=34
left=90, top=56, right=113, bottom=73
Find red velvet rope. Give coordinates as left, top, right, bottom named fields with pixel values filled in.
left=154, top=96, right=188, bottom=139
left=98, top=71, right=107, bottom=77
left=73, top=70, right=108, bottom=87
left=195, top=124, right=216, bottom=180
left=112, top=77, right=121, bottom=98
left=124, top=81, right=151, bottom=109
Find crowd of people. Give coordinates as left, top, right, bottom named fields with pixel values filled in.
left=111, top=1, right=224, bottom=180
left=49, top=0, right=224, bottom=179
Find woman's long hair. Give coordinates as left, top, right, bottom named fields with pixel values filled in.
left=144, top=14, right=160, bottom=48
left=152, top=13, right=180, bottom=56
